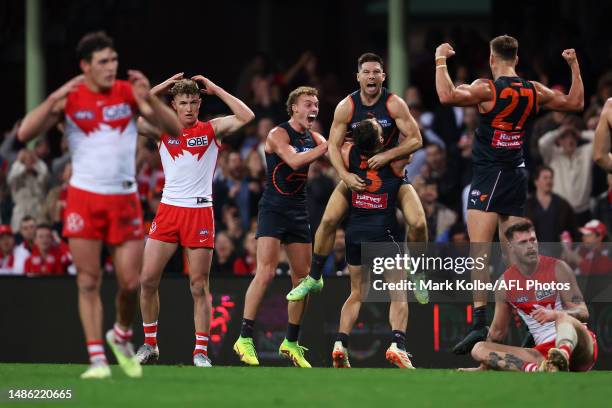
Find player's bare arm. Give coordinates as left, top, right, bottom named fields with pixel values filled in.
left=531, top=261, right=589, bottom=324
left=368, top=95, right=422, bottom=169
left=17, top=75, right=85, bottom=142
left=486, top=299, right=512, bottom=343
left=531, top=49, right=584, bottom=112
left=128, top=70, right=182, bottom=137
left=593, top=98, right=612, bottom=172
left=192, top=75, right=255, bottom=138
left=329, top=97, right=366, bottom=191
left=137, top=117, right=162, bottom=141
left=435, top=43, right=493, bottom=107
left=267, top=127, right=327, bottom=171
left=150, top=72, right=184, bottom=97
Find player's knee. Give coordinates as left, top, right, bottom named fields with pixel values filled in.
left=76, top=272, right=100, bottom=294
left=320, top=213, right=340, bottom=232
left=471, top=341, right=486, bottom=361
left=140, top=275, right=159, bottom=295
left=255, top=265, right=276, bottom=285
left=189, top=278, right=209, bottom=298
left=118, top=276, right=140, bottom=293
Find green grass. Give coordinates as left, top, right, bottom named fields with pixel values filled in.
left=0, top=364, right=610, bottom=407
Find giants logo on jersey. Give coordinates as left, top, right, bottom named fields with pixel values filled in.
left=186, top=135, right=209, bottom=148
left=103, top=103, right=132, bottom=122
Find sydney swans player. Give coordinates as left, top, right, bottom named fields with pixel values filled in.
left=136, top=75, right=254, bottom=367
left=17, top=31, right=182, bottom=379
left=465, top=221, right=597, bottom=372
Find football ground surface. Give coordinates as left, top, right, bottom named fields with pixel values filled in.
left=0, top=364, right=610, bottom=407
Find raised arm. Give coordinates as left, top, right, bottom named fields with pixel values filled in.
left=531, top=49, right=584, bottom=112
left=267, top=127, right=327, bottom=171
left=329, top=98, right=366, bottom=191
left=192, top=75, right=255, bottom=138
left=137, top=117, right=162, bottom=142
left=593, top=98, right=612, bottom=172
left=17, top=75, right=85, bottom=142
left=128, top=70, right=181, bottom=138
left=368, top=95, right=422, bottom=169
left=150, top=72, right=184, bottom=97
left=434, top=43, right=493, bottom=107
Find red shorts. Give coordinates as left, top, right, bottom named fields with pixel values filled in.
left=63, top=185, right=144, bottom=245
left=148, top=203, right=215, bottom=248
left=533, top=330, right=598, bottom=372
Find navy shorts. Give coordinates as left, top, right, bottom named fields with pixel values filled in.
left=467, top=167, right=527, bottom=217
left=255, top=204, right=311, bottom=244
left=345, top=227, right=401, bottom=266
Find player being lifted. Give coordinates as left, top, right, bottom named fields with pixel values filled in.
left=332, top=119, right=414, bottom=369
left=287, top=52, right=428, bottom=302
left=463, top=221, right=597, bottom=372
left=233, top=87, right=327, bottom=367
left=433, top=35, right=584, bottom=354
left=17, top=31, right=182, bottom=379
left=135, top=74, right=254, bottom=367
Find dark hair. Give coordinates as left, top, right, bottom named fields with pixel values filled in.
left=76, top=31, right=115, bottom=62
left=490, top=35, right=518, bottom=61
left=357, top=52, right=384, bottom=72
left=353, top=119, right=381, bottom=153
left=35, top=223, right=53, bottom=232
left=504, top=220, right=535, bottom=242
left=20, top=215, right=35, bottom=224
left=534, top=165, right=553, bottom=180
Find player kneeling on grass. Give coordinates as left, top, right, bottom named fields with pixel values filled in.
left=136, top=74, right=254, bottom=367
left=332, top=119, right=414, bottom=369
left=463, top=221, right=598, bottom=372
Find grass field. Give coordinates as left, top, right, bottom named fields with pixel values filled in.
left=0, top=364, right=610, bottom=407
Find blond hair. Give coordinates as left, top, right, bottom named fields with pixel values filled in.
left=286, top=86, right=318, bottom=117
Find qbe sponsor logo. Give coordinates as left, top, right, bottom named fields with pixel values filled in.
left=103, top=103, right=132, bottom=121
left=187, top=135, right=209, bottom=148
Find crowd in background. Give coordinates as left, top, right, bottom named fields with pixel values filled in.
left=2, top=28, right=612, bottom=278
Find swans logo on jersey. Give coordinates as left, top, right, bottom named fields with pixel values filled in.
left=149, top=221, right=157, bottom=234
left=167, top=138, right=181, bottom=145
left=74, top=110, right=94, bottom=120
left=187, top=135, right=209, bottom=148
left=103, top=103, right=132, bottom=122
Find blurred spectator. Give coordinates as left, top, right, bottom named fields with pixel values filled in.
left=33, top=137, right=51, bottom=167
left=538, top=126, right=594, bottom=224
left=13, top=215, right=36, bottom=274
left=322, top=228, right=348, bottom=276
left=244, top=150, right=265, bottom=220
left=415, top=177, right=457, bottom=242
left=221, top=204, right=245, bottom=246
left=283, top=51, right=321, bottom=90
left=136, top=138, right=164, bottom=205
left=307, top=158, right=336, bottom=236
left=457, top=107, right=478, bottom=188
left=50, top=127, right=71, bottom=185
left=0, top=224, right=17, bottom=274
left=233, top=231, right=257, bottom=276
left=42, top=162, right=71, bottom=231
left=8, top=149, right=49, bottom=230
left=449, top=223, right=469, bottom=243
left=213, top=151, right=251, bottom=230
left=419, top=144, right=459, bottom=210
left=24, top=224, right=67, bottom=276
left=249, top=75, right=284, bottom=123
left=525, top=165, right=578, bottom=242
left=211, top=231, right=236, bottom=276
left=432, top=98, right=463, bottom=146
left=0, top=120, right=23, bottom=165
left=241, top=117, right=274, bottom=162
left=404, top=102, right=445, bottom=182
left=593, top=174, right=612, bottom=237
left=529, top=110, right=567, bottom=165
left=562, top=220, right=612, bottom=275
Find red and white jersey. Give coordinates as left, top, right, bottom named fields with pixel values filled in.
left=0, top=251, right=15, bottom=275
left=502, top=256, right=563, bottom=345
left=158, top=120, right=219, bottom=208
left=64, top=80, right=139, bottom=195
